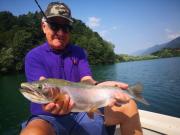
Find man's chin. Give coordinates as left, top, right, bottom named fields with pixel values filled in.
left=53, top=44, right=66, bottom=50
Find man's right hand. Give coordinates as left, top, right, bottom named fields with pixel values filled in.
left=39, top=76, right=74, bottom=115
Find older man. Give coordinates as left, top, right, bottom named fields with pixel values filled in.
left=20, top=2, right=142, bottom=135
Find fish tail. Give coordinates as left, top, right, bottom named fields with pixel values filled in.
left=127, top=82, right=150, bottom=105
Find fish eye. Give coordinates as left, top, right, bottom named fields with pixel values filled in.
left=37, top=84, right=42, bottom=89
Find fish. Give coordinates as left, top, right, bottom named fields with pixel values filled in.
left=19, top=78, right=149, bottom=113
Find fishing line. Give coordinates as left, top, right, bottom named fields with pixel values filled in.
left=34, top=0, right=48, bottom=20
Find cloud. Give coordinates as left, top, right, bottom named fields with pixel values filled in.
left=99, top=30, right=108, bottom=37
left=167, top=33, right=180, bottom=39
left=99, top=26, right=118, bottom=38
left=86, top=16, right=119, bottom=44
left=86, top=16, right=101, bottom=28
left=165, top=28, right=180, bottom=40
left=165, top=28, right=172, bottom=33
left=112, top=26, right=118, bottom=30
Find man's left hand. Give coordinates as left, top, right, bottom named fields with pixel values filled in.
left=97, top=81, right=130, bottom=104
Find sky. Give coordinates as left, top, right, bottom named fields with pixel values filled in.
left=0, top=0, right=180, bottom=54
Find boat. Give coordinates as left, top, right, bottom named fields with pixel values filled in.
left=114, top=110, right=180, bottom=135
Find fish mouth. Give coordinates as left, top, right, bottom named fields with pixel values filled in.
left=20, top=83, right=41, bottom=96
left=20, top=83, right=50, bottom=104
left=21, top=83, right=35, bottom=92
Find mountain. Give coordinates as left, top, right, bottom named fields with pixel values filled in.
left=133, top=36, right=180, bottom=56
left=165, top=36, right=180, bottom=48
left=132, top=49, right=146, bottom=56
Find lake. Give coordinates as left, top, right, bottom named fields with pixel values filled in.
left=0, top=57, right=180, bottom=135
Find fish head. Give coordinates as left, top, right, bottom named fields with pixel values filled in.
left=20, top=80, right=58, bottom=104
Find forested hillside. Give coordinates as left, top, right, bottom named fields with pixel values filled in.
left=152, top=48, right=180, bottom=58
left=0, top=11, right=115, bottom=73
left=134, top=36, right=180, bottom=56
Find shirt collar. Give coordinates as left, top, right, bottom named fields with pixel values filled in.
left=44, top=42, right=72, bottom=55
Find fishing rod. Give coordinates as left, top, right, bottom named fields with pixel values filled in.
left=34, top=0, right=48, bottom=20
left=33, top=0, right=73, bottom=32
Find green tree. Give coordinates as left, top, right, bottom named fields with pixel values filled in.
left=0, top=11, right=117, bottom=73
left=0, top=11, right=17, bottom=32
left=12, top=29, right=33, bottom=70
left=0, top=48, right=14, bottom=72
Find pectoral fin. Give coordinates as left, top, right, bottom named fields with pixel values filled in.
left=87, top=107, right=104, bottom=119
left=87, top=112, right=95, bottom=119
left=53, top=94, right=66, bottom=103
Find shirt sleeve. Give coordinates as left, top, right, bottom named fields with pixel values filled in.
left=25, top=51, right=48, bottom=82
left=78, top=49, right=92, bottom=79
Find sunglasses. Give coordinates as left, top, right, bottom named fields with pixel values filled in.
left=47, top=21, right=72, bottom=33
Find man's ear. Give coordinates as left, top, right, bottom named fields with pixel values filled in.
left=41, top=22, right=46, bottom=34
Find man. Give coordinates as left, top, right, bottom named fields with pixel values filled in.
left=20, top=2, right=142, bottom=135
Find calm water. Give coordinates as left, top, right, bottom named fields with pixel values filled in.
left=1, top=57, right=180, bottom=134
left=92, top=57, right=180, bottom=117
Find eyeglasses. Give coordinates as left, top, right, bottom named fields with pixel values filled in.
left=47, top=21, right=72, bottom=33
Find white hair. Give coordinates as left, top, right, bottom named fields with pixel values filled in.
left=41, top=17, right=47, bottom=22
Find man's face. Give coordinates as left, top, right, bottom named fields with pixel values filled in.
left=42, top=18, right=71, bottom=50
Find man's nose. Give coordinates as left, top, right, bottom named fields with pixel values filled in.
left=56, top=29, right=68, bottom=35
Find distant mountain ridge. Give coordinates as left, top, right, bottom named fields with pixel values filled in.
left=133, top=36, right=180, bottom=56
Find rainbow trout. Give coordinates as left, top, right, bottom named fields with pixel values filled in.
left=20, top=79, right=149, bottom=112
